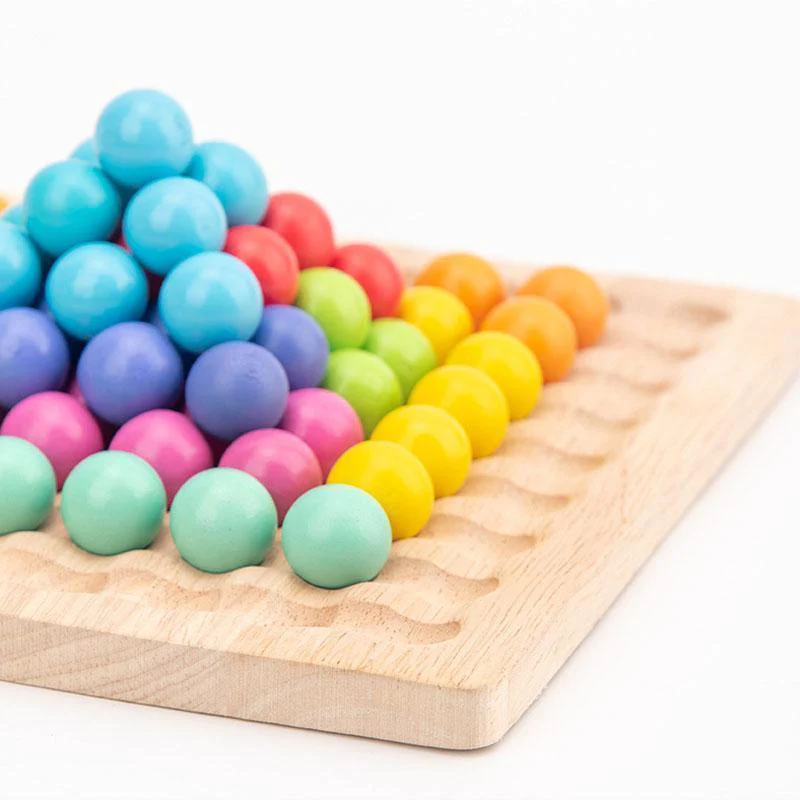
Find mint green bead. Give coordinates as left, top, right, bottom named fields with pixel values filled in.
left=61, top=451, right=166, bottom=555
left=170, top=468, right=277, bottom=573
left=282, top=484, right=392, bottom=589
left=0, top=436, right=56, bottom=535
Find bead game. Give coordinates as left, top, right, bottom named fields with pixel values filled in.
left=0, top=91, right=798, bottom=749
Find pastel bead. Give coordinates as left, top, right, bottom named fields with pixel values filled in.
left=70, top=138, right=99, bottom=165
left=170, top=468, right=277, bottom=573
left=282, top=484, right=392, bottom=589
left=0, top=205, right=25, bottom=227
left=0, top=221, right=41, bottom=309
left=330, top=244, right=404, bottom=318
left=262, top=192, right=335, bottom=269
left=399, top=285, right=473, bottom=363
left=61, top=451, right=166, bottom=555
left=0, top=436, right=56, bottom=535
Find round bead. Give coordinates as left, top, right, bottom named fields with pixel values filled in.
left=185, top=341, right=289, bottom=441
left=0, top=308, right=70, bottom=408
left=109, top=409, right=213, bottom=506
left=409, top=365, right=509, bottom=458
left=328, top=440, right=433, bottom=540
left=70, top=138, right=99, bottom=164
left=0, top=205, right=24, bottom=227
left=0, top=392, right=103, bottom=489
left=295, top=268, right=371, bottom=351
left=330, top=243, right=404, bottom=318
left=45, top=242, right=147, bottom=340
left=251, top=305, right=328, bottom=390
left=363, top=318, right=436, bottom=400
left=0, top=221, right=42, bottom=309
left=186, top=142, right=268, bottom=226
left=159, top=251, right=262, bottom=353
left=279, top=388, right=363, bottom=478
left=323, top=349, right=403, bottom=436
left=23, top=160, right=121, bottom=257
left=219, top=429, right=322, bottom=523
left=95, top=89, right=194, bottom=188
left=123, top=177, right=227, bottom=276
left=282, top=485, right=392, bottom=589
left=0, top=436, right=56, bottom=535
left=481, top=296, right=578, bottom=382
left=262, top=192, right=335, bottom=269
left=170, top=468, right=277, bottom=573
left=399, top=286, right=473, bottom=363
left=446, top=331, right=543, bottom=420
left=371, top=404, right=471, bottom=497
left=77, top=321, right=184, bottom=425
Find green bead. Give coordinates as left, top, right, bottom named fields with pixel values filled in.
left=282, top=484, right=392, bottom=589
left=170, top=468, right=277, bottom=573
left=295, top=267, right=371, bottom=350
left=363, top=318, right=437, bottom=400
left=61, top=451, right=165, bottom=555
left=323, top=349, right=403, bottom=435
left=0, top=436, right=56, bottom=535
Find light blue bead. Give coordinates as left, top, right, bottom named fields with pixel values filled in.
left=70, top=138, right=100, bottom=165
left=95, top=89, right=194, bottom=189
left=0, top=221, right=42, bottom=309
left=186, top=141, right=269, bottom=226
left=45, top=242, right=148, bottom=340
left=0, top=204, right=24, bottom=227
left=123, top=177, right=227, bottom=276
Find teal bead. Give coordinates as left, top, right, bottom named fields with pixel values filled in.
left=170, top=468, right=277, bottom=573
left=281, top=484, right=392, bottom=589
left=61, top=451, right=166, bottom=555
left=0, top=436, right=56, bottom=535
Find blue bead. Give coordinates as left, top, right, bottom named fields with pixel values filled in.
left=123, top=177, right=227, bottom=276
left=24, top=161, right=121, bottom=257
left=186, top=341, right=289, bottom=441
left=0, top=222, right=42, bottom=309
left=146, top=304, right=196, bottom=371
left=77, top=321, right=184, bottom=425
left=186, top=142, right=268, bottom=226
left=46, top=242, right=148, bottom=341
left=95, top=89, right=194, bottom=189
left=158, top=251, right=262, bottom=354
left=70, top=138, right=100, bottom=165
left=0, top=307, right=70, bottom=408
left=0, top=205, right=25, bottom=228
left=252, top=305, right=329, bottom=390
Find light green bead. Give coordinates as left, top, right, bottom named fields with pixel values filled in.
left=282, top=484, right=392, bottom=589
left=0, top=436, right=56, bottom=535
left=170, top=468, right=277, bottom=573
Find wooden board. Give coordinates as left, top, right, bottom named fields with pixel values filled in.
left=0, top=249, right=798, bottom=749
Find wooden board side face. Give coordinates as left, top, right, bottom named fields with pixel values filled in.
left=0, top=254, right=798, bottom=749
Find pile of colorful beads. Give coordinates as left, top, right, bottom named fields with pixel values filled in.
left=0, top=90, right=608, bottom=589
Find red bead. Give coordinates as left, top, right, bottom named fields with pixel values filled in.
left=224, top=225, right=299, bottom=305
left=262, top=192, right=335, bottom=269
left=330, top=243, right=404, bottom=318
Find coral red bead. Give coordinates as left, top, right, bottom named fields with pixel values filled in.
left=262, top=192, right=334, bottom=269
left=330, top=243, right=404, bottom=318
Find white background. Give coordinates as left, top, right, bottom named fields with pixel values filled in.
left=1, top=2, right=798, bottom=798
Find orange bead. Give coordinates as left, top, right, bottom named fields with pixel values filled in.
left=481, top=296, right=577, bottom=382
left=414, top=252, right=505, bottom=326
left=517, top=266, right=608, bottom=348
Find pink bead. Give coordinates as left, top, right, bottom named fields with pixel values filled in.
left=279, top=388, right=364, bottom=478
left=109, top=409, right=213, bottom=505
left=0, top=391, right=104, bottom=489
left=219, top=429, right=323, bottom=523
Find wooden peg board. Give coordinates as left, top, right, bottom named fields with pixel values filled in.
left=0, top=249, right=798, bottom=749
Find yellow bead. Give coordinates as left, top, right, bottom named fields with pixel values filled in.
left=446, top=331, right=543, bottom=420
left=409, top=365, right=509, bottom=458
left=399, top=286, right=473, bottom=364
left=327, top=440, right=434, bottom=540
left=372, top=405, right=472, bottom=498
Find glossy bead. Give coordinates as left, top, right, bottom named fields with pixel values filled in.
left=0, top=221, right=42, bottom=309
left=323, top=349, right=402, bottom=436
left=170, top=468, right=277, bottom=573
left=159, top=251, right=262, bottom=353
left=371, top=404, right=471, bottom=497
left=0, top=436, right=56, bottom=535
left=328, top=440, right=433, bottom=540
left=282, top=484, right=392, bottom=589
left=330, top=243, right=404, bottom=318
left=70, top=138, right=99, bottom=164
left=0, top=205, right=24, bottom=227
left=409, top=365, right=509, bottom=458
left=446, top=331, right=543, bottom=420
left=262, top=192, right=334, bottom=269
left=399, top=285, right=473, bottom=363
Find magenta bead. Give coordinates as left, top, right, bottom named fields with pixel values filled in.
left=279, top=388, right=364, bottom=478
left=219, top=429, right=322, bottom=523
left=109, top=409, right=213, bottom=505
left=0, top=391, right=104, bottom=489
